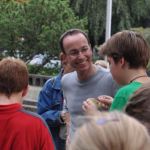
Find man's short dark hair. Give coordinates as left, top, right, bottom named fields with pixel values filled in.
left=59, top=29, right=90, bottom=54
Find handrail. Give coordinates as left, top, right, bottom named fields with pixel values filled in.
left=29, top=74, right=51, bottom=87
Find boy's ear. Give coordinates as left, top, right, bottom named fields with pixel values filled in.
left=120, top=57, right=126, bottom=68
left=22, top=85, right=29, bottom=97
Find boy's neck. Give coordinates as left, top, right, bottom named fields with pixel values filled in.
left=0, top=93, right=22, bottom=105
left=127, top=68, right=148, bottom=84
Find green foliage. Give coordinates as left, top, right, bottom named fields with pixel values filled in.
left=131, top=27, right=150, bottom=44
left=0, top=0, right=87, bottom=61
left=112, top=0, right=150, bottom=32
left=70, top=0, right=106, bottom=46
left=131, top=27, right=150, bottom=71
left=27, top=64, right=60, bottom=76
left=70, top=0, right=150, bottom=46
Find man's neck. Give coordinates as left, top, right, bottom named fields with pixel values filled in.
left=77, top=64, right=97, bottom=81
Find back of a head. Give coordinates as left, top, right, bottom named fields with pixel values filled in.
left=0, top=57, right=28, bottom=97
left=125, top=82, right=150, bottom=134
left=100, top=30, right=150, bottom=69
left=69, top=111, right=150, bottom=150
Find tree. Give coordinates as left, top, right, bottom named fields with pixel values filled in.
left=0, top=1, right=24, bottom=58
left=112, top=0, right=150, bottom=32
left=0, top=0, right=87, bottom=60
left=70, top=0, right=150, bottom=46
left=70, top=0, right=106, bottom=46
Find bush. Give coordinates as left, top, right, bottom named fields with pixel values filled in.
left=27, top=64, right=60, bottom=76
left=131, top=27, right=150, bottom=71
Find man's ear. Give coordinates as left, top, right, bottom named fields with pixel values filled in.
left=22, top=85, right=29, bottom=97
left=59, top=52, right=67, bottom=66
left=59, top=52, right=64, bottom=61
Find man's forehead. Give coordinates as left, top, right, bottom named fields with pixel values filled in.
left=66, top=44, right=89, bottom=52
left=64, top=36, right=88, bottom=48
left=63, top=33, right=87, bottom=41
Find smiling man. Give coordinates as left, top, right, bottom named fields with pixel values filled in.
left=59, top=29, right=118, bottom=142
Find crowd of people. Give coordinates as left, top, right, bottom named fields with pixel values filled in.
left=0, top=29, right=150, bottom=150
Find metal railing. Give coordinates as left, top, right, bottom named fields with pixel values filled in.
left=23, top=74, right=51, bottom=112
left=23, top=98, right=37, bottom=112
left=29, top=74, right=51, bottom=87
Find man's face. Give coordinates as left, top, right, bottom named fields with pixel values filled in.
left=62, top=33, right=93, bottom=73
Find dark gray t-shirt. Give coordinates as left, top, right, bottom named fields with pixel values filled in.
left=61, top=66, right=118, bottom=140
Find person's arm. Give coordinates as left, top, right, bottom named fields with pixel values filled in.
left=37, top=79, right=64, bottom=127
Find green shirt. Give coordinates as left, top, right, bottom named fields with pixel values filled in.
left=110, top=82, right=142, bottom=111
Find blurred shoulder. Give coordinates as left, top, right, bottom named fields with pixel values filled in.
left=62, top=71, right=77, bottom=81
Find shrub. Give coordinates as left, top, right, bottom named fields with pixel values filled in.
left=27, top=64, right=60, bottom=76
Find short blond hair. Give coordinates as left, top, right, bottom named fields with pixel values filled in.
left=69, top=111, right=150, bottom=150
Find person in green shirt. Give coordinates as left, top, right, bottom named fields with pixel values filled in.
left=83, top=30, right=150, bottom=113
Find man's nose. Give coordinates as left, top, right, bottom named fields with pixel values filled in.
left=77, top=51, right=85, bottom=58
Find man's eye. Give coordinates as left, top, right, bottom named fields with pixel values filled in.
left=70, top=51, right=78, bottom=55
left=82, top=47, right=88, bottom=52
